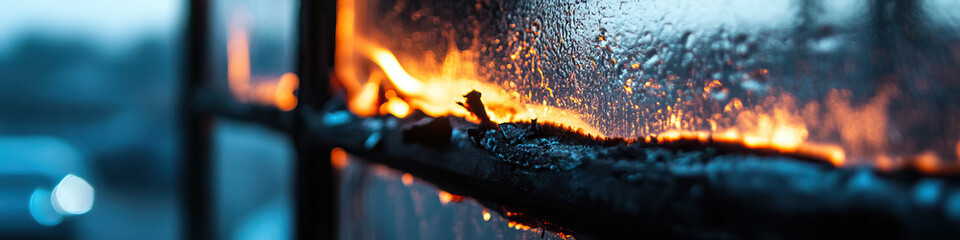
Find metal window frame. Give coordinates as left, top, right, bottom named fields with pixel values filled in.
left=180, top=0, right=339, bottom=239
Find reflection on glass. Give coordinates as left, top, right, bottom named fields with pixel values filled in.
left=226, top=11, right=298, bottom=111
left=214, top=0, right=299, bottom=111
left=335, top=151, right=577, bottom=240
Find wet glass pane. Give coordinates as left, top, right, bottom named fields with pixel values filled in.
left=208, top=0, right=299, bottom=239
left=212, top=119, right=294, bottom=240
left=336, top=0, right=960, bottom=168
left=210, top=0, right=300, bottom=111
left=334, top=151, right=577, bottom=240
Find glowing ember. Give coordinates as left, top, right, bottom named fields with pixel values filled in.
left=482, top=210, right=491, bottom=221
left=438, top=190, right=454, bottom=204
left=401, top=173, right=413, bottom=186
left=330, top=148, right=348, bottom=170
left=647, top=129, right=846, bottom=166
left=506, top=221, right=537, bottom=233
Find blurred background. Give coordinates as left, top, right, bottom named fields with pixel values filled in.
left=0, top=0, right=297, bottom=239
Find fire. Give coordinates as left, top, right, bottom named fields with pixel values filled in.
left=380, top=90, right=410, bottom=118
left=226, top=10, right=298, bottom=111
left=362, top=45, right=424, bottom=94
left=333, top=0, right=601, bottom=136
left=342, top=40, right=603, bottom=135
left=482, top=210, right=491, bottom=221
left=333, top=0, right=957, bottom=171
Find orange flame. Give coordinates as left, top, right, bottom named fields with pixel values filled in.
left=651, top=129, right=845, bottom=166
left=380, top=90, right=411, bottom=118
left=335, top=0, right=838, bottom=163
left=362, top=45, right=424, bottom=94
left=333, top=0, right=959, bottom=171
left=334, top=0, right=601, bottom=136
left=226, top=10, right=298, bottom=111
